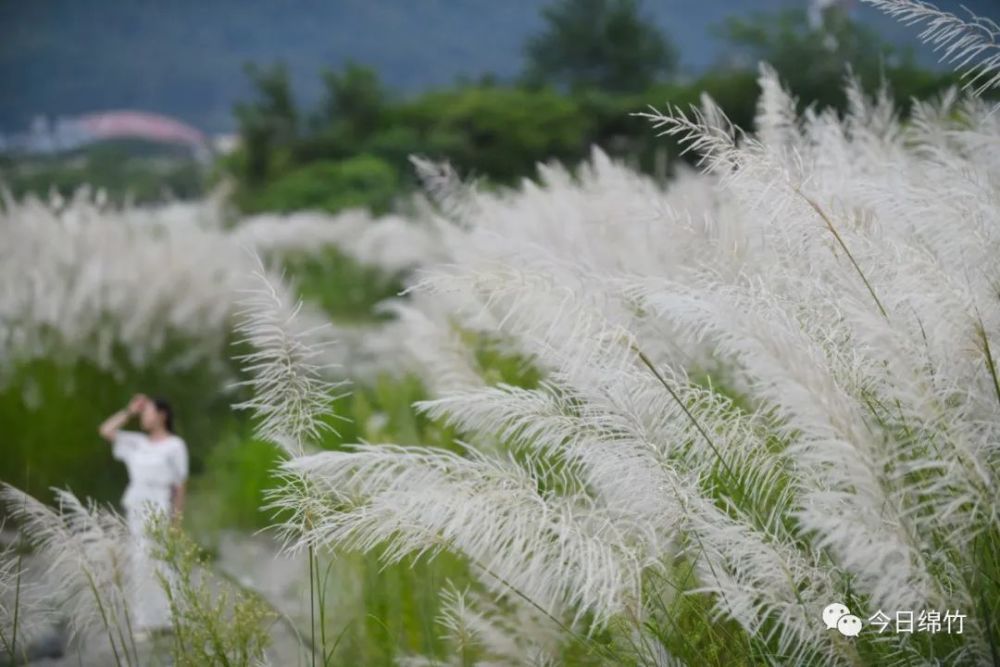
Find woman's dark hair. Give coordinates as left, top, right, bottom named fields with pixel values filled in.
left=152, top=397, right=175, bottom=433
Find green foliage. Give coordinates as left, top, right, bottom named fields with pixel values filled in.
left=524, top=0, right=678, bottom=92
left=238, top=154, right=398, bottom=214
left=468, top=334, right=543, bottom=389
left=719, top=8, right=955, bottom=113
left=191, top=372, right=459, bottom=533
left=221, top=6, right=966, bottom=216
left=186, top=434, right=279, bottom=533
left=225, top=66, right=596, bottom=210
left=317, top=62, right=386, bottom=140
left=303, top=549, right=467, bottom=667
left=152, top=520, right=273, bottom=666
left=233, top=63, right=299, bottom=185
left=574, top=68, right=760, bottom=175
left=398, top=86, right=591, bottom=182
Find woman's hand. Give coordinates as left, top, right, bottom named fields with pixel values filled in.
left=171, top=482, right=186, bottom=526
left=127, top=393, right=148, bottom=416
left=99, top=393, right=147, bottom=441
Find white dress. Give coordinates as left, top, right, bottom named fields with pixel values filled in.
left=112, top=431, right=189, bottom=630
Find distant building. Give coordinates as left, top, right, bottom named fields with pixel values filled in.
left=2, top=110, right=211, bottom=161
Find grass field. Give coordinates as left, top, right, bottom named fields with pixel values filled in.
left=3, top=3, right=1000, bottom=662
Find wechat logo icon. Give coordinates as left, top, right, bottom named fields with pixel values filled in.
left=823, top=603, right=862, bottom=637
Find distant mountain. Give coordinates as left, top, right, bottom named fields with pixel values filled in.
left=1, top=0, right=997, bottom=132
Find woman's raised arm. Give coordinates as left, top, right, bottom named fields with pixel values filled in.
left=98, top=394, right=146, bottom=441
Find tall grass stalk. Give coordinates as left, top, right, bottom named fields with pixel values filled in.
left=0, top=548, right=24, bottom=664
left=1, top=485, right=139, bottom=666
left=236, top=62, right=1000, bottom=665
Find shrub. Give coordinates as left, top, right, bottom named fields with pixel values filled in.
left=399, top=86, right=592, bottom=183
left=240, top=155, right=399, bottom=215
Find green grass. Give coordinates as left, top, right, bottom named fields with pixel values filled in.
left=190, top=372, right=461, bottom=534
left=314, top=550, right=468, bottom=666
left=282, top=247, right=406, bottom=324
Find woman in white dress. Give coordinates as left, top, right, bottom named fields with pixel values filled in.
left=98, top=393, right=188, bottom=634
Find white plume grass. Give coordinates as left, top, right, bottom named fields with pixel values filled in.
left=0, top=193, right=433, bottom=388
left=232, top=260, right=349, bottom=456
left=862, top=0, right=1000, bottom=96
left=236, top=62, right=1000, bottom=665
left=0, top=528, right=53, bottom=662
left=0, top=485, right=138, bottom=664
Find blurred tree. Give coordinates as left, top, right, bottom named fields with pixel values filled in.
left=399, top=86, right=591, bottom=182
left=242, top=154, right=398, bottom=214
left=524, top=0, right=678, bottom=92
left=719, top=8, right=951, bottom=112
left=233, top=63, right=298, bottom=184
left=214, top=4, right=963, bottom=215
left=577, top=68, right=761, bottom=175
left=318, top=62, right=385, bottom=139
